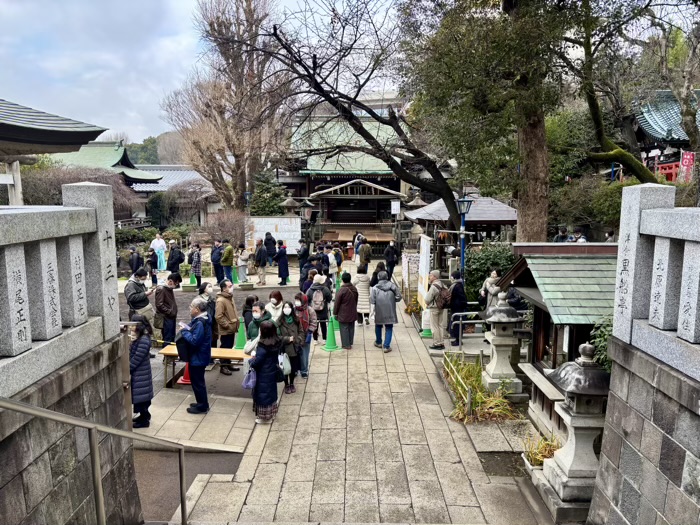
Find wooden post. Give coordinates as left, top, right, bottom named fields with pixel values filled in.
left=7, top=161, right=23, bottom=205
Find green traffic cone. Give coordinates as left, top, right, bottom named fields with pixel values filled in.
left=189, top=272, right=196, bottom=285
left=420, top=328, right=433, bottom=338
left=335, top=276, right=341, bottom=293
left=322, top=316, right=339, bottom=352
left=232, top=266, right=239, bottom=284
left=287, top=276, right=291, bottom=283
left=234, top=317, right=247, bottom=349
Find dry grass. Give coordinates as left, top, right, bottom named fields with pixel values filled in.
left=523, top=434, right=561, bottom=466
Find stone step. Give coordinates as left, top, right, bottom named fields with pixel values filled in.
left=148, top=522, right=494, bottom=525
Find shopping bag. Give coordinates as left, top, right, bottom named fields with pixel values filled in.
left=242, top=369, right=256, bottom=390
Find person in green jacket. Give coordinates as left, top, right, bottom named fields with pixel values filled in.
left=247, top=301, right=272, bottom=340
left=220, top=239, right=234, bottom=282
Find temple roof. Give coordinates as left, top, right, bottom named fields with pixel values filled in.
left=52, top=141, right=161, bottom=182
left=0, top=98, right=105, bottom=155
left=131, top=165, right=214, bottom=194
left=404, top=193, right=517, bottom=225
left=636, top=90, right=700, bottom=144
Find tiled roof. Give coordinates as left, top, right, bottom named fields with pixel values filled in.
left=52, top=142, right=161, bottom=182
left=0, top=98, right=105, bottom=133
left=404, top=194, right=517, bottom=224
left=525, top=255, right=616, bottom=325
left=131, top=165, right=214, bottom=193
left=636, top=90, right=700, bottom=143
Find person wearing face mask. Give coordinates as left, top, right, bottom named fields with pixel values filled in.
left=179, top=297, right=213, bottom=414
left=198, top=282, right=218, bottom=352
left=276, top=301, right=305, bottom=393
left=215, top=279, right=241, bottom=375
left=242, top=294, right=259, bottom=329
left=384, top=240, right=399, bottom=279
left=155, top=273, right=181, bottom=345
left=247, top=302, right=272, bottom=340
left=265, top=290, right=284, bottom=319
left=124, top=268, right=155, bottom=322
left=294, top=293, right=317, bottom=378
left=333, top=272, right=359, bottom=349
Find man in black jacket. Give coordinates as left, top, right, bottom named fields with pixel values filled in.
left=254, top=238, right=268, bottom=285
left=298, top=239, right=309, bottom=269
left=167, top=240, right=185, bottom=273
left=128, top=246, right=144, bottom=275
left=384, top=241, right=399, bottom=279
left=211, top=239, right=224, bottom=284
left=264, top=232, right=277, bottom=265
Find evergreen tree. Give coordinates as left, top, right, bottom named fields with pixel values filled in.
left=249, top=171, right=286, bottom=216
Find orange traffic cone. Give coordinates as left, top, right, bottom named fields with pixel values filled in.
left=177, top=363, right=192, bottom=385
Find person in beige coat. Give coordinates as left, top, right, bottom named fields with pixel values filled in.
left=215, top=280, right=240, bottom=375
left=424, top=270, right=448, bottom=350
left=352, top=266, right=371, bottom=325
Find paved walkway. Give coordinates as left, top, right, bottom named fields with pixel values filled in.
left=177, top=306, right=541, bottom=524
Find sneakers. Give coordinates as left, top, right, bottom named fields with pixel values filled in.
left=220, top=366, right=233, bottom=375
left=187, top=406, right=209, bottom=414
left=383, top=347, right=392, bottom=353
left=373, top=342, right=382, bottom=348
left=255, top=418, right=272, bottom=424
left=429, top=343, right=445, bottom=350
left=365, top=318, right=370, bottom=325
left=301, top=373, right=308, bottom=379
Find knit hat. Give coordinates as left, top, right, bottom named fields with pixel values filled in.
left=430, top=270, right=441, bottom=279
left=314, top=274, right=325, bottom=284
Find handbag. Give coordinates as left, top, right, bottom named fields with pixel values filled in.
left=279, top=353, right=292, bottom=375
left=174, top=332, right=191, bottom=362
left=244, top=335, right=259, bottom=356
left=153, top=312, right=164, bottom=330
left=242, top=368, right=256, bottom=390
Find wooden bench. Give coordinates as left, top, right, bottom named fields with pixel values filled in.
left=159, top=345, right=248, bottom=388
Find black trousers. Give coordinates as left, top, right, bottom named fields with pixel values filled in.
left=162, top=317, right=176, bottom=344
left=387, top=263, right=395, bottom=278
left=219, top=334, right=234, bottom=366
left=189, top=366, right=209, bottom=410
left=213, top=263, right=224, bottom=284
left=133, top=401, right=151, bottom=422
left=314, top=318, right=328, bottom=340
left=284, top=355, right=301, bottom=386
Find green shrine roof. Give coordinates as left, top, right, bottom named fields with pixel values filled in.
left=292, top=117, right=397, bottom=174
left=636, top=90, right=700, bottom=144
left=524, top=255, right=616, bottom=325
left=52, top=141, right=162, bottom=182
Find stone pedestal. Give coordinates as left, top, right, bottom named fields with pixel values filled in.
left=482, top=332, right=523, bottom=394
left=62, top=183, right=119, bottom=340
left=0, top=244, right=32, bottom=356
left=56, top=235, right=89, bottom=327
left=26, top=239, right=62, bottom=340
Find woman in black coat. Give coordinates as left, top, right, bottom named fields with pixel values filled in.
left=248, top=320, right=282, bottom=424
left=272, top=240, right=289, bottom=286
left=448, top=270, right=470, bottom=346
left=130, top=314, right=154, bottom=428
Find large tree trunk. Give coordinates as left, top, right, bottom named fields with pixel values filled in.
left=515, top=107, right=550, bottom=242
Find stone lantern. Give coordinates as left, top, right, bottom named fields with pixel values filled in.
left=537, top=341, right=610, bottom=523
left=280, top=194, right=301, bottom=216
left=482, top=292, right=523, bottom=394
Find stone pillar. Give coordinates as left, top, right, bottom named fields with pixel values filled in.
left=56, top=235, right=89, bottom=327
left=25, top=239, right=62, bottom=340
left=613, top=184, right=675, bottom=343
left=0, top=244, right=32, bottom=356
left=648, top=237, right=683, bottom=330
left=61, top=183, right=119, bottom=340
left=677, top=242, right=700, bottom=343
left=482, top=293, right=522, bottom=394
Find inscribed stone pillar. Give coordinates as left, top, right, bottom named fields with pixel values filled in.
left=0, top=245, right=32, bottom=356
left=56, top=235, right=88, bottom=327
left=648, top=237, right=684, bottom=330
left=613, top=184, right=675, bottom=343
left=61, top=183, right=119, bottom=340
left=25, top=239, right=62, bottom=340
left=677, top=242, right=700, bottom=343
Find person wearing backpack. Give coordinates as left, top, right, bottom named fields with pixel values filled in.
left=167, top=240, right=185, bottom=273
left=425, top=270, right=449, bottom=350
left=307, top=273, right=332, bottom=341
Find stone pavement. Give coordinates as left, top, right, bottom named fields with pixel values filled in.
left=133, top=389, right=255, bottom=453
left=177, top=306, right=541, bottom=524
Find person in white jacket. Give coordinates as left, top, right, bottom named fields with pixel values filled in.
left=352, top=266, right=371, bottom=325
left=236, top=243, right=250, bottom=283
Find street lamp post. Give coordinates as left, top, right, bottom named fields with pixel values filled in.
left=456, top=196, right=474, bottom=279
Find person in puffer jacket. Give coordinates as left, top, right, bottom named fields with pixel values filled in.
left=130, top=314, right=154, bottom=428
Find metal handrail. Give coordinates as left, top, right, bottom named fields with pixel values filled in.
left=450, top=309, right=529, bottom=354
left=0, top=396, right=188, bottom=525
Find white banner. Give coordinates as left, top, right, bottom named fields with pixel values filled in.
left=417, top=234, right=432, bottom=308
left=246, top=216, right=302, bottom=255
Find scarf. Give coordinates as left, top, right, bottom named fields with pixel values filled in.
left=296, top=296, right=310, bottom=331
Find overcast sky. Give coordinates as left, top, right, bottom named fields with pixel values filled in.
left=0, top=0, right=299, bottom=143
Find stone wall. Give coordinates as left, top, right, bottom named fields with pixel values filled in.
left=588, top=336, right=700, bottom=525
left=0, top=336, right=142, bottom=525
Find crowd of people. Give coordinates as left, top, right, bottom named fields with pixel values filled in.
left=123, top=231, right=409, bottom=427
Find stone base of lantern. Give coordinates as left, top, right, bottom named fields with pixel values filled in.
left=481, top=371, right=523, bottom=394
left=543, top=458, right=595, bottom=501
left=530, top=469, right=591, bottom=524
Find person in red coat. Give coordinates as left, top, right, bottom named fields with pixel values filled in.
left=333, top=272, right=359, bottom=349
